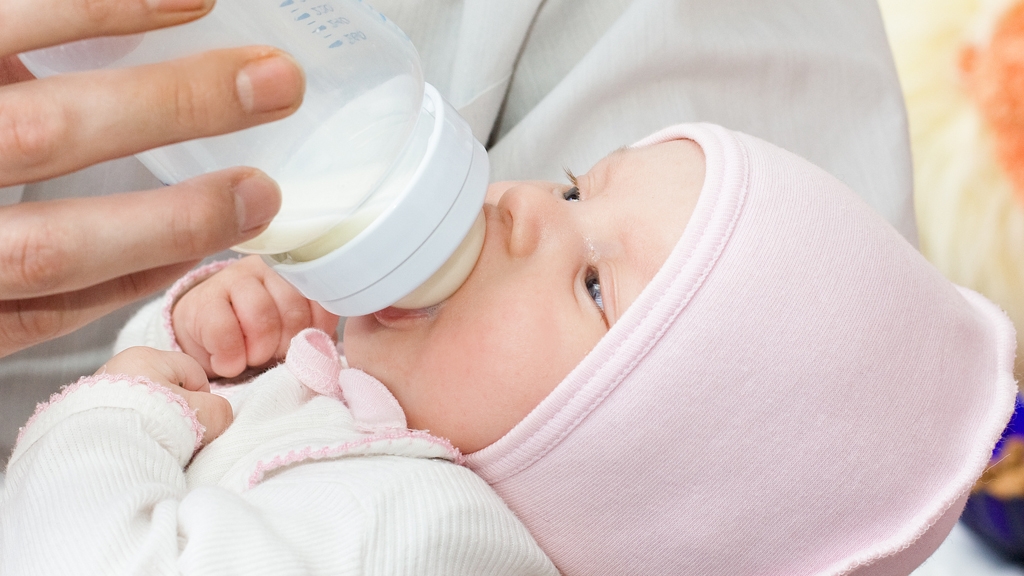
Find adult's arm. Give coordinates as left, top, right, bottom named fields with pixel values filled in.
left=0, top=0, right=306, bottom=357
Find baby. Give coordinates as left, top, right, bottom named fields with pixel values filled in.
left=2, top=124, right=1016, bottom=575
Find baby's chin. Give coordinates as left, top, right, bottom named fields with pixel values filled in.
left=372, top=305, right=439, bottom=327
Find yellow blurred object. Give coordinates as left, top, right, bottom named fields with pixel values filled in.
left=974, top=437, right=1024, bottom=498
left=880, top=0, right=1024, bottom=379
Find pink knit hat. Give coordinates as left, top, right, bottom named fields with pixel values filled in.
left=465, top=123, right=1018, bottom=575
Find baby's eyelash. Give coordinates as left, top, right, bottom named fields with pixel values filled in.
left=561, top=168, right=582, bottom=202
left=563, top=167, right=578, bottom=186
left=585, top=268, right=604, bottom=313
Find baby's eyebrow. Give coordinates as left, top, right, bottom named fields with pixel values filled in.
left=565, top=146, right=630, bottom=191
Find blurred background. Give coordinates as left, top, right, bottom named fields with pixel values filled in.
left=881, top=0, right=1024, bottom=572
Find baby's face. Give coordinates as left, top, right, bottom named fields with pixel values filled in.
left=343, top=139, right=705, bottom=452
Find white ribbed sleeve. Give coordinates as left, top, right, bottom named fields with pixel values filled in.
left=2, top=377, right=201, bottom=575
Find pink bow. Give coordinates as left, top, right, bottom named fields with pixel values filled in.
left=286, top=328, right=407, bottom=431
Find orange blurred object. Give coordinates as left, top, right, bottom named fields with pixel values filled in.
left=962, top=2, right=1024, bottom=201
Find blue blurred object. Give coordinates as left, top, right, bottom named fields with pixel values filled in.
left=992, top=396, right=1024, bottom=457
left=962, top=395, right=1024, bottom=560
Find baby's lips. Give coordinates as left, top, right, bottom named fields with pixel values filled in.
left=372, top=306, right=436, bottom=327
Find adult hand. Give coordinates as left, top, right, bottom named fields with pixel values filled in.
left=0, top=0, right=306, bottom=357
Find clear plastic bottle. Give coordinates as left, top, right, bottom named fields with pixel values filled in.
left=20, top=0, right=488, bottom=316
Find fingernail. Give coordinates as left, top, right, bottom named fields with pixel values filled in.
left=236, top=53, right=305, bottom=114
left=234, top=172, right=282, bottom=233
left=147, top=0, right=212, bottom=13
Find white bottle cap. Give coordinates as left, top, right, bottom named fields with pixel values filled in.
left=265, top=83, right=488, bottom=317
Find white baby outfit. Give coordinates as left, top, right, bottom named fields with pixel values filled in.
left=0, top=272, right=556, bottom=576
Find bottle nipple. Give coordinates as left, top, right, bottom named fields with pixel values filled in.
left=392, top=210, right=485, bottom=309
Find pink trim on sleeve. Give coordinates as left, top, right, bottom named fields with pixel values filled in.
left=16, top=374, right=206, bottom=454
left=161, top=259, right=238, bottom=351
left=246, top=429, right=464, bottom=488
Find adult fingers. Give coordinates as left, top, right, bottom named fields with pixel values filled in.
left=0, top=56, right=33, bottom=86
left=0, top=260, right=195, bottom=357
left=0, top=168, right=280, bottom=300
left=0, top=46, right=304, bottom=185
left=0, top=0, right=214, bottom=56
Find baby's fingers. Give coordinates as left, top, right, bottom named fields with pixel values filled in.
left=180, top=389, right=233, bottom=446
left=230, top=273, right=284, bottom=368
left=263, top=269, right=339, bottom=357
left=187, top=295, right=247, bottom=378
left=310, top=302, right=341, bottom=338
left=98, top=347, right=231, bottom=445
left=99, top=346, right=209, bottom=392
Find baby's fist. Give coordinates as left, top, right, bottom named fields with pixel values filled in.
left=99, top=347, right=233, bottom=446
left=173, top=256, right=340, bottom=378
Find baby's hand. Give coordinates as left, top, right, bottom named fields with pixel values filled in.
left=172, top=256, right=340, bottom=378
left=99, top=347, right=232, bottom=446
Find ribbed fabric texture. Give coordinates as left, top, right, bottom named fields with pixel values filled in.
left=2, top=323, right=557, bottom=574
left=466, top=123, right=1018, bottom=575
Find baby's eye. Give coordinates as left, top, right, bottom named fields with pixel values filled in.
left=562, top=186, right=581, bottom=202
left=585, top=269, right=604, bottom=311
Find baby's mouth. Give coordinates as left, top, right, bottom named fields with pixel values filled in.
left=372, top=305, right=438, bottom=327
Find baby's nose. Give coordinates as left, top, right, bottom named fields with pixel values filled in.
left=498, top=186, right=553, bottom=258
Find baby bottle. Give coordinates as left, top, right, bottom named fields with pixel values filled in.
left=19, top=0, right=488, bottom=316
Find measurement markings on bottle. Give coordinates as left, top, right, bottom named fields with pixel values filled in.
left=279, top=0, right=362, bottom=47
